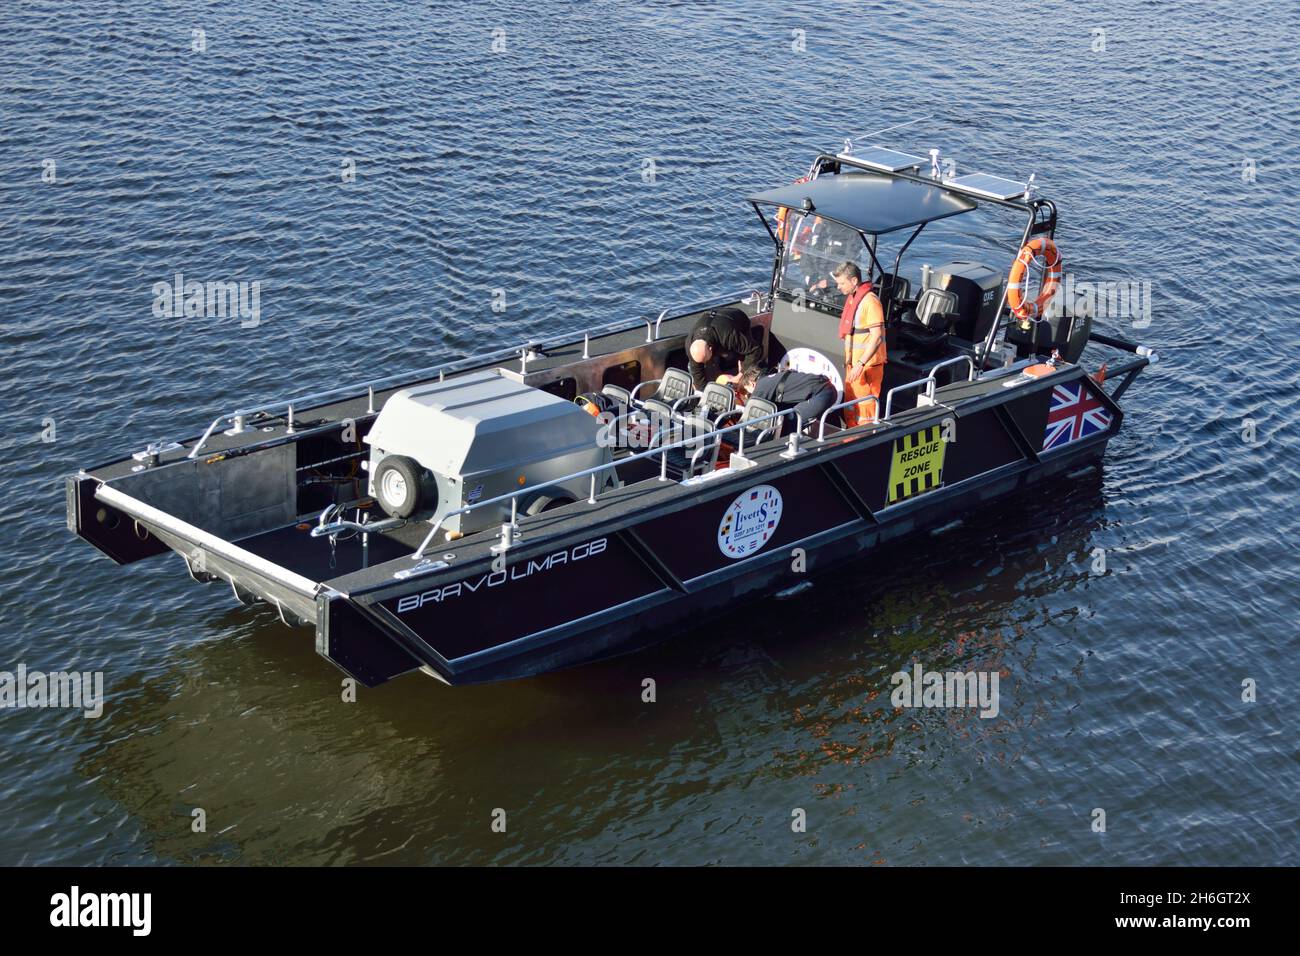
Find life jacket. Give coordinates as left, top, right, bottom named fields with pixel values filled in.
left=774, top=177, right=811, bottom=245
left=842, top=283, right=886, bottom=370
left=839, top=280, right=874, bottom=339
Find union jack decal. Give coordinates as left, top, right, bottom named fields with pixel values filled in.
left=1043, top=380, right=1112, bottom=451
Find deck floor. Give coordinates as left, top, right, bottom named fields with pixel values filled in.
left=237, top=521, right=416, bottom=583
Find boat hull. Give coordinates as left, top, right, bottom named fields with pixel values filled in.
left=67, top=333, right=1134, bottom=688
left=315, top=372, right=1118, bottom=685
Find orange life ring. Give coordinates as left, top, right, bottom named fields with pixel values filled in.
left=1006, top=237, right=1063, bottom=320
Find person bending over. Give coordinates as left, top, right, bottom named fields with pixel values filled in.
left=687, top=307, right=764, bottom=391
left=739, top=367, right=837, bottom=434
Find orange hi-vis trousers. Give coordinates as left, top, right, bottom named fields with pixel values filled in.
left=843, top=365, right=883, bottom=427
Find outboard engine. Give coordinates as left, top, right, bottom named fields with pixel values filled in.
left=923, top=261, right=1005, bottom=346
left=1004, top=287, right=1093, bottom=363
left=895, top=260, right=1005, bottom=359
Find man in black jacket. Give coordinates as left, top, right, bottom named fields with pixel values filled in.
left=687, top=308, right=764, bottom=390
left=740, top=367, right=838, bottom=433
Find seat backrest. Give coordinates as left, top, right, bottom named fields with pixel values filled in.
left=639, top=397, right=677, bottom=448
left=682, top=414, right=720, bottom=473
left=602, top=383, right=632, bottom=410
left=658, top=414, right=720, bottom=477
left=877, top=273, right=912, bottom=305
left=740, top=397, right=782, bottom=444
left=699, top=382, right=735, bottom=420
left=657, top=367, right=694, bottom=405
left=678, top=414, right=717, bottom=449
left=640, top=397, right=675, bottom=426
left=915, top=288, right=959, bottom=329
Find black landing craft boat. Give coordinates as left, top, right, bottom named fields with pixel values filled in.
left=68, top=144, right=1157, bottom=686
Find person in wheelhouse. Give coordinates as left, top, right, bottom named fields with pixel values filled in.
left=832, top=261, right=886, bottom=426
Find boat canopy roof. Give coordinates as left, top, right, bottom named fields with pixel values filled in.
left=749, top=172, right=977, bottom=236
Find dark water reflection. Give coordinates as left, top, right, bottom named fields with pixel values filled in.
left=74, top=476, right=1113, bottom=865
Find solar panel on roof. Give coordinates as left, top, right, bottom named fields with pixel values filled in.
left=943, top=172, right=1028, bottom=200
left=844, top=145, right=927, bottom=172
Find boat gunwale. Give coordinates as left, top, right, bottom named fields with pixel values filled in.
left=328, top=365, right=1108, bottom=598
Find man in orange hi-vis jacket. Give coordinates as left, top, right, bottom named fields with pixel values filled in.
left=832, top=261, right=885, bottom=427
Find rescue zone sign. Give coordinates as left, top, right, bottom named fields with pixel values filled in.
left=887, top=424, right=947, bottom=504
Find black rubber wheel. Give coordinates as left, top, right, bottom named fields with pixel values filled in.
left=374, top=455, right=423, bottom=518
left=525, top=493, right=574, bottom=516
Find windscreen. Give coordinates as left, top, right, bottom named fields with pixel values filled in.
left=775, top=211, right=874, bottom=311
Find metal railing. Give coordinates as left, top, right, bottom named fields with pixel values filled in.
left=187, top=292, right=756, bottom=460
left=817, top=395, right=880, bottom=440
left=187, top=340, right=543, bottom=459
left=975, top=202, right=1050, bottom=367
left=928, top=354, right=978, bottom=383
left=653, top=290, right=766, bottom=339
left=883, top=355, right=977, bottom=419
left=410, top=404, right=805, bottom=560
left=407, top=357, right=983, bottom=560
